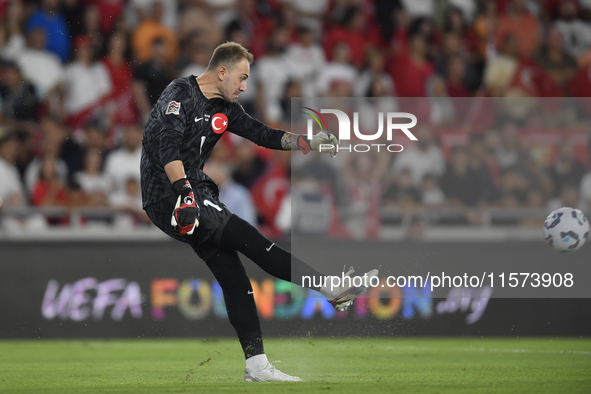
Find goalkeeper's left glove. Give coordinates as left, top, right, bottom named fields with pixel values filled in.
left=297, top=131, right=339, bottom=158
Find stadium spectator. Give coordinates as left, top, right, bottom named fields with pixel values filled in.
left=126, top=0, right=178, bottom=31
left=225, top=0, right=276, bottom=59
left=467, top=135, right=496, bottom=201
left=405, top=215, right=426, bottom=240
left=206, top=160, right=257, bottom=227
left=109, top=177, right=150, bottom=228
left=388, top=34, right=434, bottom=98
left=232, top=139, right=266, bottom=189
left=484, top=33, right=520, bottom=96
left=442, top=7, right=479, bottom=60
left=548, top=141, right=587, bottom=198
left=179, top=41, right=211, bottom=78
left=104, top=124, right=142, bottom=195
left=491, top=167, right=529, bottom=208
left=277, top=2, right=299, bottom=44
left=13, top=129, right=34, bottom=182
left=278, top=79, right=302, bottom=127
left=73, top=149, right=110, bottom=207
left=45, top=117, right=85, bottom=178
left=61, top=0, right=86, bottom=38
left=420, top=173, right=445, bottom=206
left=81, top=5, right=105, bottom=59
left=547, top=184, right=584, bottom=212
left=495, top=120, right=520, bottom=169
left=60, top=35, right=112, bottom=128
left=30, top=156, right=69, bottom=208
left=315, top=42, right=358, bottom=96
left=382, top=167, right=421, bottom=207
left=0, top=129, right=25, bottom=208
left=399, top=0, right=435, bottom=19
left=94, top=0, right=126, bottom=34
left=356, top=78, right=399, bottom=132
left=445, top=55, right=471, bottom=114
left=391, top=125, right=446, bottom=186
left=0, top=61, right=41, bottom=124
left=2, top=25, right=64, bottom=101
left=282, top=0, right=328, bottom=35
left=26, top=0, right=71, bottom=63
left=286, top=26, right=326, bottom=98
left=447, top=0, right=477, bottom=24
left=199, top=0, right=238, bottom=30
left=474, top=0, right=499, bottom=59
left=323, top=6, right=369, bottom=69
left=354, top=49, right=394, bottom=97
left=102, top=32, right=138, bottom=128
left=255, top=26, right=299, bottom=123
left=342, top=153, right=384, bottom=238
left=427, top=75, right=456, bottom=126
left=553, top=0, right=591, bottom=59
left=131, top=1, right=179, bottom=64
left=435, top=32, right=462, bottom=81
left=133, top=38, right=176, bottom=121
left=83, top=121, right=109, bottom=155
left=535, top=27, right=578, bottom=88
left=495, top=0, right=540, bottom=58
left=441, top=146, right=485, bottom=208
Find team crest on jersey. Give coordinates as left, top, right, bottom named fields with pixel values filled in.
left=166, top=101, right=181, bottom=115
left=211, top=113, right=228, bottom=134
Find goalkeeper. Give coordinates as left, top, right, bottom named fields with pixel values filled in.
left=141, top=42, right=377, bottom=382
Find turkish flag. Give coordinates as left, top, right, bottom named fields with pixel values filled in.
left=250, top=161, right=290, bottom=235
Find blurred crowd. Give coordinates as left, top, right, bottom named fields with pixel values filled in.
left=0, top=0, right=591, bottom=235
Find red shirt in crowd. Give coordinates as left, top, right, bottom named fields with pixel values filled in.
left=388, top=53, right=435, bottom=97
left=102, top=58, right=138, bottom=126
left=30, top=180, right=69, bottom=207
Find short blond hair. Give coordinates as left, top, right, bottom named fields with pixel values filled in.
left=207, top=42, right=254, bottom=71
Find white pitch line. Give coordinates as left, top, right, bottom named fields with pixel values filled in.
left=385, top=345, right=591, bottom=355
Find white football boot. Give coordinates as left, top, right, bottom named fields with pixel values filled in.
left=244, top=361, right=302, bottom=382
left=327, top=267, right=379, bottom=312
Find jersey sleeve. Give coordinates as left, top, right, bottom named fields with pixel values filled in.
left=152, top=80, right=192, bottom=166
left=228, top=103, right=285, bottom=150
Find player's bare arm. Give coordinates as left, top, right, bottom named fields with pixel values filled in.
left=280, top=131, right=301, bottom=151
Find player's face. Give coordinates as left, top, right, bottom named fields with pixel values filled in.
left=222, top=58, right=249, bottom=102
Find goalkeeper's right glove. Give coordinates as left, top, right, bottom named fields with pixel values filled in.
left=171, top=178, right=199, bottom=235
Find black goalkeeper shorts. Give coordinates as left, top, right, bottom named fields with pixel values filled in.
left=145, top=185, right=233, bottom=260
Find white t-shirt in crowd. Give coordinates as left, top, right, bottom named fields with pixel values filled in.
left=2, top=35, right=64, bottom=99
left=554, top=19, right=591, bottom=58
left=315, top=62, right=358, bottom=96
left=400, top=0, right=435, bottom=18
left=74, top=172, right=111, bottom=195
left=104, top=147, right=142, bottom=194
left=255, top=53, right=299, bottom=122
left=286, top=43, right=326, bottom=98
left=62, top=62, right=112, bottom=115
left=392, top=144, right=446, bottom=185
left=0, top=156, right=24, bottom=204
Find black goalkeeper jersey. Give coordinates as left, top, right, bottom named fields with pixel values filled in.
left=141, top=75, right=285, bottom=208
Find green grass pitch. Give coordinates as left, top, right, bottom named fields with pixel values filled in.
left=0, top=337, right=590, bottom=393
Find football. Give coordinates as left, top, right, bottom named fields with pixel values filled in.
left=543, top=207, right=590, bottom=253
